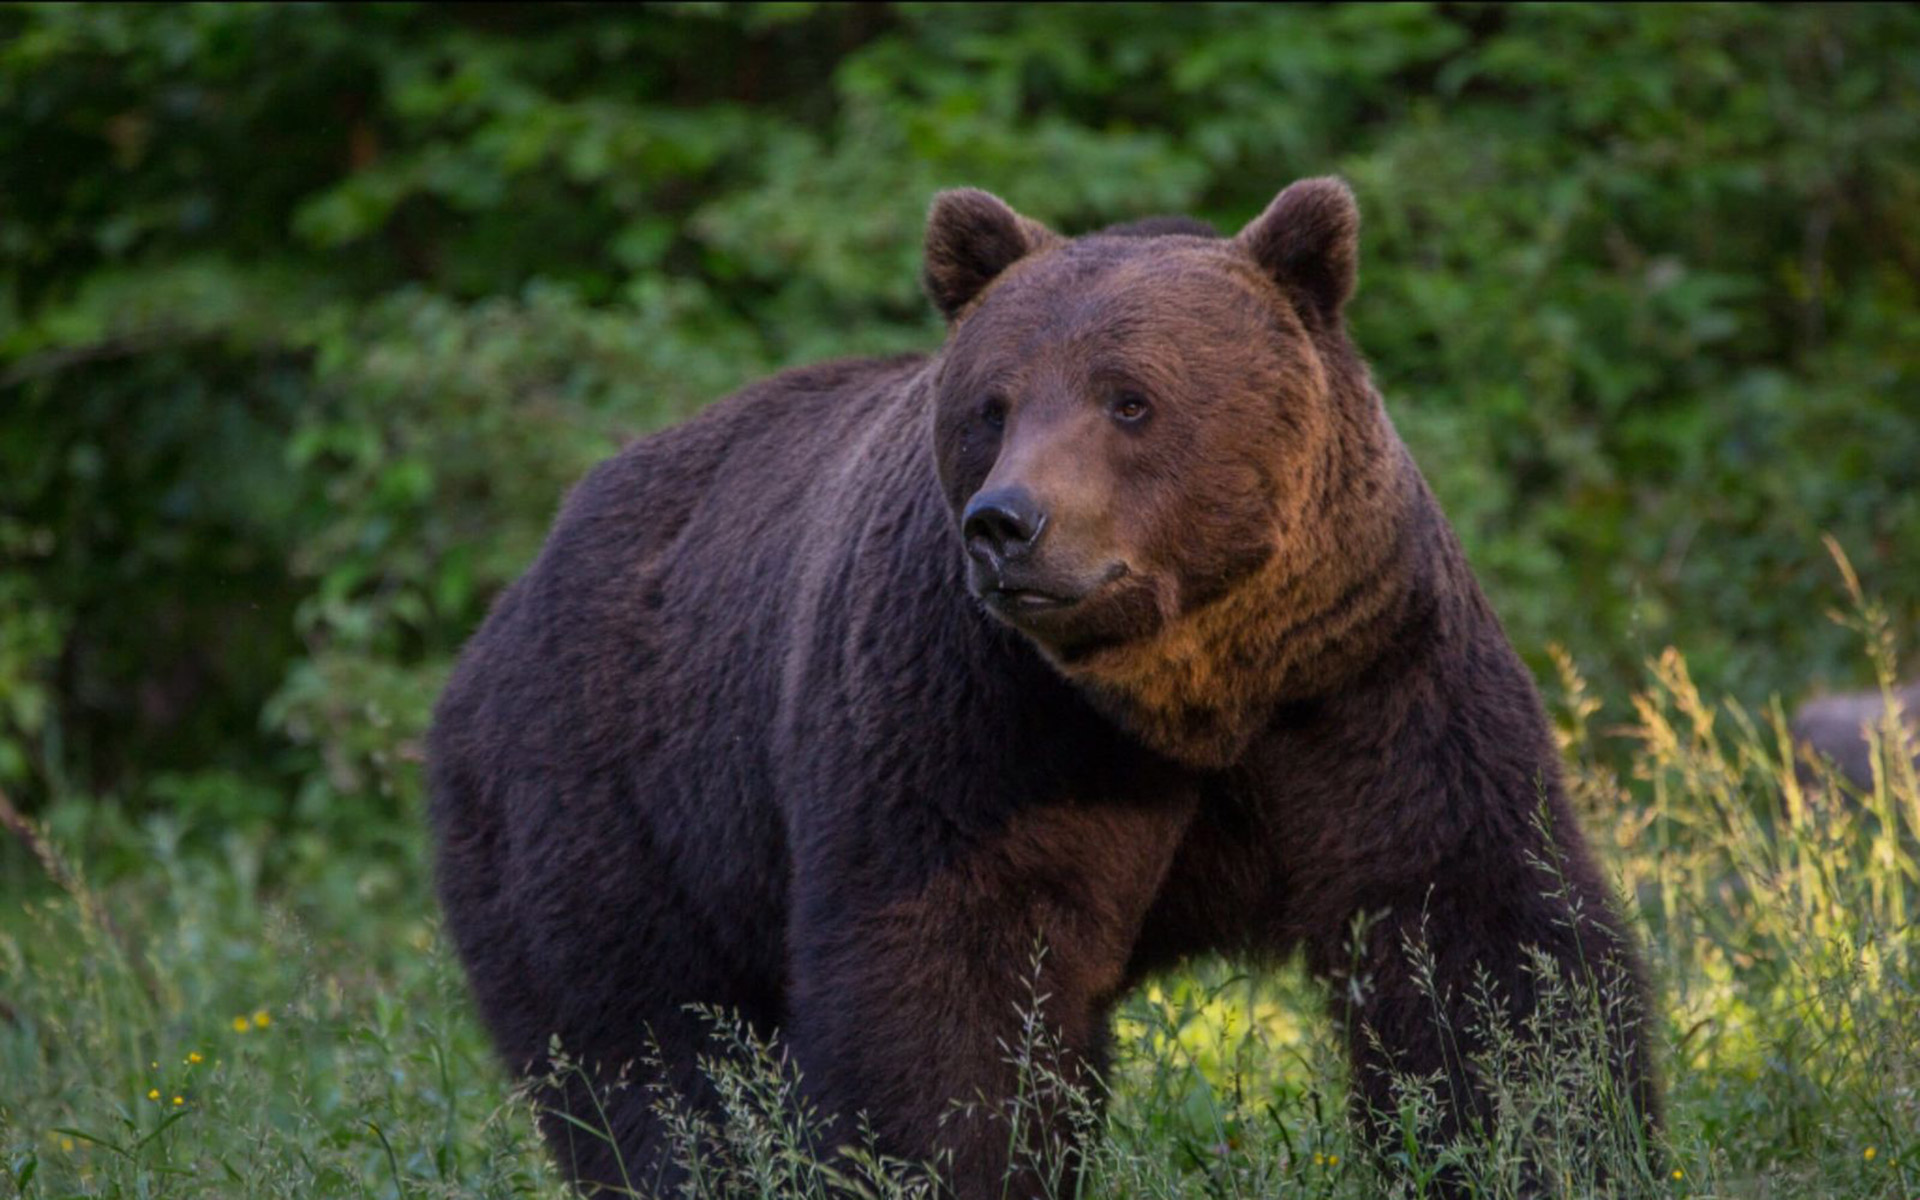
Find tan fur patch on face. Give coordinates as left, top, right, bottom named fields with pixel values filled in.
left=1063, top=402, right=1414, bottom=769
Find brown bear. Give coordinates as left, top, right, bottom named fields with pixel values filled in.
left=1792, top=679, right=1920, bottom=792
left=428, top=177, right=1661, bottom=1196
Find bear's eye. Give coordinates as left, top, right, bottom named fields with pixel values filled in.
left=1110, top=392, right=1152, bottom=425
left=980, top=397, right=1007, bottom=431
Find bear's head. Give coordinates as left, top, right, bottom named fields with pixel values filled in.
left=927, top=179, right=1416, bottom=767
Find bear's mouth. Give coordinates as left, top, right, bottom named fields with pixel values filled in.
left=970, top=561, right=1132, bottom=625
left=983, top=586, right=1078, bottom=614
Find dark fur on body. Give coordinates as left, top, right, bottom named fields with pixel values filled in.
left=1791, top=680, right=1920, bottom=792
left=430, top=180, right=1660, bottom=1196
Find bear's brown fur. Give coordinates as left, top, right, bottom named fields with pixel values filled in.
left=429, top=178, right=1661, bottom=1197
left=1792, top=679, right=1920, bottom=791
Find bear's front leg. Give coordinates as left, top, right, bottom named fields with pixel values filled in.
left=1286, top=789, right=1662, bottom=1191
left=1323, top=864, right=1658, bottom=1165
left=786, top=795, right=1194, bottom=1200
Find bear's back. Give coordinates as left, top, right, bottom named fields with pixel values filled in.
left=427, top=351, right=932, bottom=1024
left=436, top=351, right=928, bottom=776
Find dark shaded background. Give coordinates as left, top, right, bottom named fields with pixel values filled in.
left=3, top=3, right=1917, bottom=882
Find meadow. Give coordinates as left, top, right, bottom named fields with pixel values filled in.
left=3, top=559, right=1915, bottom=1197
left=3, top=5, right=1918, bottom=1197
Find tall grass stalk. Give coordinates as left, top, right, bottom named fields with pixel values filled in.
left=2, top=578, right=1914, bottom=1197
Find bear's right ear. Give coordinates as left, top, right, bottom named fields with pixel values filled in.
left=924, top=189, right=1058, bottom=322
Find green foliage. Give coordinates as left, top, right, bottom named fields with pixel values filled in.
left=2, top=5, right=1919, bottom=1196
left=1, top=636, right=1915, bottom=1197
left=0, top=817, right=561, bottom=1198
left=3, top=2, right=1918, bottom=834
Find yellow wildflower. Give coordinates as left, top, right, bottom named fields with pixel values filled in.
left=232, top=1015, right=250, bottom=1034
left=147, top=1088, right=159, bottom=1101
left=187, top=1051, right=203, bottom=1065
left=60, top=1137, right=74, bottom=1152
left=252, top=1009, right=272, bottom=1029
left=1327, top=1154, right=1340, bottom=1166
left=1671, top=1168, right=1684, bottom=1180
left=1863, top=1146, right=1876, bottom=1161
left=172, top=1095, right=183, bottom=1106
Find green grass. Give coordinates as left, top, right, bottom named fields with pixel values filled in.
left=2, top=574, right=1916, bottom=1198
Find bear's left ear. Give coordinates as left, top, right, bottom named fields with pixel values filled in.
left=1233, top=177, right=1359, bottom=329
left=924, top=188, right=1059, bottom=322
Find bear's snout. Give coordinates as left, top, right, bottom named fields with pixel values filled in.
left=960, top=484, right=1101, bottom=619
left=962, top=485, right=1047, bottom=567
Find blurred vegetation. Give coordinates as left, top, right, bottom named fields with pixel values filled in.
left=3, top=5, right=1920, bottom=1196
left=1, top=600, right=1913, bottom=1196
left=4, top=3, right=1919, bottom=852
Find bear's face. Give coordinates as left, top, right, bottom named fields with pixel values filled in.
left=926, top=181, right=1365, bottom=675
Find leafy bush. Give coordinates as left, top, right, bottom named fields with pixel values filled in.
left=2, top=9, right=1918, bottom=1194
left=3, top=4, right=1918, bottom=844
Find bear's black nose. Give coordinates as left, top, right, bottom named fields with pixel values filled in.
left=963, top=487, right=1047, bottom=563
